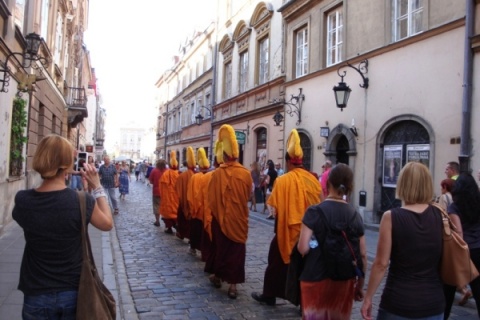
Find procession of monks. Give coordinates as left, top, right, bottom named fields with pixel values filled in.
left=155, top=124, right=323, bottom=302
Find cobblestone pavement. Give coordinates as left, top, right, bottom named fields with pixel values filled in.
left=113, top=177, right=478, bottom=320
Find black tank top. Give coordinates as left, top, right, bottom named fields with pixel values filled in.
left=379, top=205, right=445, bottom=318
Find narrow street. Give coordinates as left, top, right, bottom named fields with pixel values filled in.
left=1, top=176, right=477, bottom=319
left=113, top=178, right=478, bottom=319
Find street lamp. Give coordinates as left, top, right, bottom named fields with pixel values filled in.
left=0, top=33, right=49, bottom=93
left=195, top=106, right=212, bottom=126
left=332, top=60, right=369, bottom=111
left=272, top=110, right=284, bottom=126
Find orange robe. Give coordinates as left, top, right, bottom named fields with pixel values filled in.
left=187, top=172, right=205, bottom=220
left=159, top=169, right=179, bottom=220
left=175, top=169, right=195, bottom=219
left=208, top=162, right=252, bottom=244
left=267, top=167, right=322, bottom=263
left=201, top=171, right=214, bottom=240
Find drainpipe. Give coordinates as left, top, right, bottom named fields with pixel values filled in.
left=210, top=0, right=220, bottom=164
left=459, top=0, right=475, bottom=174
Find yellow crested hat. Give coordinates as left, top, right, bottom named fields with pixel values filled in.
left=214, top=140, right=224, bottom=164
left=287, top=129, right=303, bottom=165
left=169, top=150, right=178, bottom=169
left=186, top=146, right=196, bottom=169
left=218, top=124, right=238, bottom=160
left=197, top=148, right=210, bottom=169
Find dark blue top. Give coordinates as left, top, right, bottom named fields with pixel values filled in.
left=448, top=202, right=480, bottom=249
left=13, top=188, right=94, bottom=295
left=99, top=163, right=117, bottom=188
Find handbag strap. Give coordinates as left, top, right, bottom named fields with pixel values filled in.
left=78, top=191, right=97, bottom=267
left=431, top=202, right=455, bottom=236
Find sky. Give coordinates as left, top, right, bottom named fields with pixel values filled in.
left=84, top=0, right=217, bottom=153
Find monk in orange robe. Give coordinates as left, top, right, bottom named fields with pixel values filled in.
left=252, top=129, right=322, bottom=306
left=175, top=147, right=196, bottom=240
left=187, top=148, right=210, bottom=255
left=159, top=152, right=180, bottom=234
left=208, top=126, right=253, bottom=300
left=202, top=141, right=223, bottom=273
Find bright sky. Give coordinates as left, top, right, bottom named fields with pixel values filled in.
left=84, top=0, right=217, bottom=152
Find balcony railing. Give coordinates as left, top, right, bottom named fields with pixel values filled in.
left=66, top=86, right=86, bottom=108
left=66, top=86, right=88, bottom=127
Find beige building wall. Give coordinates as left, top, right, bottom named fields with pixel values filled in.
left=280, top=0, right=478, bottom=223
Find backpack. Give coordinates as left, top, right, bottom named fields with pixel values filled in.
left=318, top=208, right=364, bottom=281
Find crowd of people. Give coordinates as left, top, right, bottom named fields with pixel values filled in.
left=11, top=129, right=480, bottom=319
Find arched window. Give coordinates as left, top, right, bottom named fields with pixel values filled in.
left=255, top=127, right=267, bottom=170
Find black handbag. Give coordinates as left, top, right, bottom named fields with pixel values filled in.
left=76, top=191, right=116, bottom=320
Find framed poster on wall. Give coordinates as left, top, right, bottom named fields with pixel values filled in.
left=407, top=144, right=430, bottom=167
left=383, top=145, right=403, bottom=188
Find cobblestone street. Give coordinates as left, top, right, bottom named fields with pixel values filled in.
left=113, top=178, right=477, bottom=319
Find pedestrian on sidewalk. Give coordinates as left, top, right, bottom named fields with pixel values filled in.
left=361, top=162, right=444, bottom=320
left=118, top=160, right=131, bottom=200
left=251, top=129, right=322, bottom=307
left=175, top=147, right=196, bottom=240
left=208, top=125, right=253, bottom=299
left=249, top=162, right=261, bottom=212
left=99, top=155, right=119, bottom=215
left=12, top=134, right=113, bottom=320
left=149, top=159, right=167, bottom=227
left=159, top=151, right=180, bottom=234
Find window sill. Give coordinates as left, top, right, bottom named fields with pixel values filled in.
left=7, top=176, right=24, bottom=183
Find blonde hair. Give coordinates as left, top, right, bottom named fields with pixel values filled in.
left=396, top=161, right=434, bottom=204
left=33, top=134, right=74, bottom=179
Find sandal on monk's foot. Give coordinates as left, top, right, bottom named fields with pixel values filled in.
left=209, top=275, right=221, bottom=288
left=228, top=288, right=237, bottom=299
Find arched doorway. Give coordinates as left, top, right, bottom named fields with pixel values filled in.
left=379, top=120, right=431, bottom=214
left=299, top=132, right=312, bottom=171
left=336, top=135, right=349, bottom=165
left=324, top=124, right=357, bottom=167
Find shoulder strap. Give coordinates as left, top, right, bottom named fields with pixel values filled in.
left=431, top=202, right=455, bottom=235
left=77, top=191, right=97, bottom=266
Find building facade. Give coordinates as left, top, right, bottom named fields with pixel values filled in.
left=0, top=0, right=104, bottom=234
left=155, top=23, right=216, bottom=164
left=277, top=0, right=479, bottom=222
left=155, top=0, right=480, bottom=224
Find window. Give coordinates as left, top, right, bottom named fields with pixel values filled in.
left=326, top=8, right=343, bottom=67
left=295, top=27, right=308, bottom=77
left=190, top=101, right=197, bottom=124
left=63, top=41, right=69, bottom=76
left=205, top=93, right=211, bottom=119
left=54, top=13, right=63, bottom=64
left=258, top=37, right=269, bottom=85
left=393, top=0, right=423, bottom=41
left=239, top=51, right=248, bottom=93
left=40, top=0, right=50, bottom=40
left=224, top=62, right=232, bottom=99
left=14, top=0, right=26, bottom=31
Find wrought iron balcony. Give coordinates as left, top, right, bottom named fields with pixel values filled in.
left=66, top=86, right=88, bottom=127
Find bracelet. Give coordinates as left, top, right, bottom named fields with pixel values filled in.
left=93, top=186, right=104, bottom=193
left=94, top=192, right=107, bottom=199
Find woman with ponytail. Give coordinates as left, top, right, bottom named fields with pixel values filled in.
left=297, top=163, right=366, bottom=319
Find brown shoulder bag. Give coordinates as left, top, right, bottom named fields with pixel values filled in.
left=432, top=203, right=480, bottom=287
left=76, top=191, right=116, bottom=320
